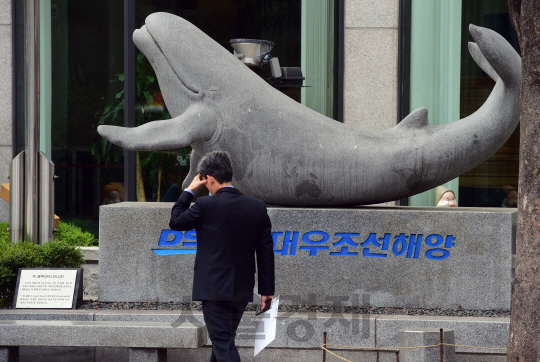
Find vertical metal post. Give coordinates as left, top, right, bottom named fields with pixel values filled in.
left=124, top=0, right=136, bottom=201
left=23, top=0, right=40, bottom=243
left=9, top=151, right=25, bottom=243
left=336, top=0, right=344, bottom=123
left=439, top=328, right=444, bottom=362
left=322, top=331, right=326, bottom=362
left=395, top=351, right=399, bottom=362
left=38, top=151, right=54, bottom=244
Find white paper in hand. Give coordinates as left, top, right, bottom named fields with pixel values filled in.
left=254, top=295, right=279, bottom=356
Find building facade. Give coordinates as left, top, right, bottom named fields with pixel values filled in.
left=0, top=0, right=519, bottom=236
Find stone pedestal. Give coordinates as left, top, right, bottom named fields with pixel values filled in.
left=99, top=203, right=515, bottom=310
left=129, top=348, right=167, bottom=362
left=399, top=328, right=455, bottom=362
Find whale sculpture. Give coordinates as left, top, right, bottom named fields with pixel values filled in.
left=97, top=13, right=521, bottom=207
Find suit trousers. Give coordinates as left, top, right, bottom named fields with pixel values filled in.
left=201, top=300, right=250, bottom=362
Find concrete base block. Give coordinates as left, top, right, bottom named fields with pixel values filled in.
left=169, top=346, right=378, bottom=362
left=456, top=353, right=506, bottom=362
left=0, top=347, right=18, bottom=362
left=19, top=346, right=94, bottom=362
left=399, top=328, right=455, bottom=362
left=80, top=247, right=99, bottom=300
left=100, top=203, right=516, bottom=310
left=129, top=348, right=166, bottom=362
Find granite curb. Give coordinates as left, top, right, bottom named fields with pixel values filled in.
left=0, top=310, right=509, bottom=354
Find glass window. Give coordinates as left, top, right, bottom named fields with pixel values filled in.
left=458, top=1, right=520, bottom=207
left=16, top=0, right=337, bottom=237
left=38, top=0, right=124, bottom=237
left=406, top=0, right=520, bottom=207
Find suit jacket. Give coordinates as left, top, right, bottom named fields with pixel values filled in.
left=169, top=187, right=275, bottom=302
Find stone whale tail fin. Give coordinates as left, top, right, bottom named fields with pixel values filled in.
left=395, top=24, right=520, bottom=133
left=468, top=24, right=521, bottom=88
left=468, top=42, right=499, bottom=82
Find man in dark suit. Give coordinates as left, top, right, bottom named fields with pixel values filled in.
left=169, top=151, right=275, bottom=362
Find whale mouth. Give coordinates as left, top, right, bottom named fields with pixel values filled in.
left=136, top=25, right=200, bottom=97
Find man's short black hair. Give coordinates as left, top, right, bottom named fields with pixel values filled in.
left=197, top=151, right=233, bottom=184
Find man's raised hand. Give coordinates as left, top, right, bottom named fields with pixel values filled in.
left=188, top=173, right=207, bottom=194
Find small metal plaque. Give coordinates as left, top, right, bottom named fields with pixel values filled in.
left=13, top=268, right=83, bottom=309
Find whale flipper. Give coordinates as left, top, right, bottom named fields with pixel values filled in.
left=97, top=104, right=217, bottom=151
left=394, top=107, right=429, bottom=130
left=468, top=42, right=499, bottom=82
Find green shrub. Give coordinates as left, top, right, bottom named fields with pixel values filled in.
left=0, top=233, right=85, bottom=307
left=0, top=222, right=9, bottom=244
left=54, top=221, right=99, bottom=247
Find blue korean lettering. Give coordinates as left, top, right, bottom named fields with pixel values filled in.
left=361, top=233, right=387, bottom=258
left=392, top=234, right=408, bottom=257
left=299, top=231, right=330, bottom=256
left=424, top=234, right=452, bottom=260
left=406, top=234, right=422, bottom=259
left=379, top=234, right=392, bottom=250
left=273, top=231, right=299, bottom=256
left=425, top=234, right=443, bottom=247
left=445, top=235, right=456, bottom=248
left=330, top=233, right=360, bottom=256
left=183, top=230, right=197, bottom=247
left=425, top=248, right=450, bottom=260
left=158, top=230, right=183, bottom=246
left=272, top=232, right=283, bottom=252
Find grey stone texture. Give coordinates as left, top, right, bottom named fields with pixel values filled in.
left=377, top=315, right=508, bottom=354
left=129, top=348, right=166, bottom=362
left=345, top=0, right=398, bottom=28
left=0, top=27, right=12, bottom=147
left=0, top=320, right=206, bottom=348
left=80, top=246, right=99, bottom=261
left=0, top=23, right=11, bottom=146
left=0, top=347, right=18, bottom=362
left=0, top=0, right=12, bottom=226
left=344, top=0, right=398, bottom=132
left=98, top=13, right=521, bottom=207
left=175, top=347, right=377, bottom=362
left=0, top=146, right=11, bottom=184
left=0, top=310, right=95, bottom=321
left=0, top=0, right=12, bottom=230
left=346, top=0, right=399, bottom=130
left=92, top=310, right=376, bottom=350
left=0, top=0, right=11, bottom=25
left=0, top=146, right=12, bottom=222
left=455, top=355, right=506, bottom=362
left=80, top=247, right=99, bottom=300
left=399, top=328, right=455, bottom=362
left=100, top=202, right=515, bottom=310
left=19, top=347, right=94, bottom=362
left=344, top=28, right=397, bottom=130
left=81, top=262, right=98, bottom=300
left=0, top=198, right=8, bottom=223
left=1, top=310, right=509, bottom=362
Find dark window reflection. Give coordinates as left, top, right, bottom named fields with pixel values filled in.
left=16, top=0, right=302, bottom=237
left=50, top=0, right=124, bottom=236
left=458, top=1, right=520, bottom=207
